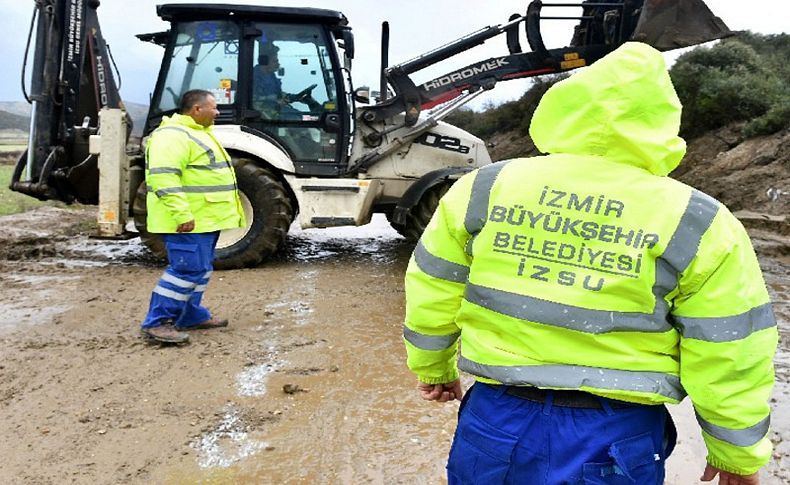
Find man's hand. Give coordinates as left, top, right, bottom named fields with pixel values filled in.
left=418, top=379, right=463, bottom=402
left=176, top=220, right=195, bottom=233
left=701, top=463, right=759, bottom=485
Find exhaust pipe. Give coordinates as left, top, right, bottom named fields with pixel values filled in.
left=631, top=0, right=733, bottom=50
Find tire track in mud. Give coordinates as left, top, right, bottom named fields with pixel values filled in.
left=171, top=222, right=416, bottom=481
left=188, top=268, right=322, bottom=472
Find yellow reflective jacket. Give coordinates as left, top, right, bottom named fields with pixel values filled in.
left=404, top=42, right=777, bottom=475
left=145, top=113, right=245, bottom=233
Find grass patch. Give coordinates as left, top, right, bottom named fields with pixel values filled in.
left=0, top=144, right=27, bottom=153
left=0, top=151, right=23, bottom=165
left=0, top=165, right=71, bottom=216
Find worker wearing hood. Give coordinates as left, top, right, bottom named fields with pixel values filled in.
left=403, top=42, right=776, bottom=483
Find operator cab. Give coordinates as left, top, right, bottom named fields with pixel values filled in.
left=143, top=4, right=355, bottom=175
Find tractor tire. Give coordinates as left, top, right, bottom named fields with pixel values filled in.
left=132, top=158, right=294, bottom=269
left=389, top=182, right=451, bottom=241
left=214, top=159, right=294, bottom=269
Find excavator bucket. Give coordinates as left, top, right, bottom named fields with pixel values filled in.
left=631, top=0, right=733, bottom=50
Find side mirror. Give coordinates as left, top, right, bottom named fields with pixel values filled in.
left=353, top=87, right=370, bottom=104
left=341, top=29, right=355, bottom=60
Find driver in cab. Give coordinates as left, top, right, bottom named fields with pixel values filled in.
left=253, top=43, right=308, bottom=119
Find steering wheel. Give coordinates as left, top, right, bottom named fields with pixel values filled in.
left=290, top=84, right=318, bottom=103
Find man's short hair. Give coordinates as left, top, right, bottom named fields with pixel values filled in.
left=179, top=89, right=214, bottom=114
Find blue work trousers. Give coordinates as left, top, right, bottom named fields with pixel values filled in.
left=141, top=232, right=219, bottom=329
left=447, top=383, right=676, bottom=485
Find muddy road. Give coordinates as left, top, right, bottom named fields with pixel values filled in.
left=0, top=208, right=788, bottom=484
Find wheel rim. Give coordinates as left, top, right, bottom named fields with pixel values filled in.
left=217, top=191, right=254, bottom=249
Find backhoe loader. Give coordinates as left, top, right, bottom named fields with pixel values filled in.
left=12, top=0, right=730, bottom=268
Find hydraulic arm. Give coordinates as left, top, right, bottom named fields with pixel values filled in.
left=361, top=0, right=731, bottom=128
left=11, top=0, right=128, bottom=204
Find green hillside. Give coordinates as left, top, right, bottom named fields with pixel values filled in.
left=445, top=32, right=790, bottom=153
left=0, top=109, right=30, bottom=131
left=0, top=101, right=149, bottom=137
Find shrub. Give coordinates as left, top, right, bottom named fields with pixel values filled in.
left=743, top=99, right=790, bottom=138
left=446, top=32, right=790, bottom=142
left=670, top=33, right=790, bottom=138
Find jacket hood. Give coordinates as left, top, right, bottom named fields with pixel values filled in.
left=529, top=42, right=686, bottom=176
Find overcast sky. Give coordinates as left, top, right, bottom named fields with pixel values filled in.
left=1, top=0, right=785, bottom=110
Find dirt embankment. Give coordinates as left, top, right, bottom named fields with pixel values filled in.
left=676, top=125, right=790, bottom=217
left=488, top=124, right=790, bottom=223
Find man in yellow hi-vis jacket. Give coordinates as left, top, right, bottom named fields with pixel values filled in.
left=140, top=90, right=245, bottom=344
left=404, top=42, right=777, bottom=484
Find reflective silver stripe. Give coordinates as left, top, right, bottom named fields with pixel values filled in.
left=465, top=238, right=474, bottom=257
left=654, top=190, right=719, bottom=325
left=187, top=162, right=232, bottom=171
left=653, top=190, right=719, bottom=301
left=464, top=161, right=509, bottom=236
left=150, top=184, right=237, bottom=197
left=674, top=304, right=777, bottom=342
left=414, top=240, right=469, bottom=284
left=651, top=257, right=676, bottom=318
left=195, top=284, right=207, bottom=292
left=156, top=126, right=225, bottom=167
left=153, top=285, right=192, bottom=302
left=696, top=411, right=770, bottom=447
left=465, top=283, right=673, bottom=333
left=149, top=167, right=182, bottom=176
left=660, top=190, right=720, bottom=275
left=459, top=355, right=685, bottom=401
left=204, top=270, right=213, bottom=280
left=160, top=272, right=197, bottom=289
left=404, top=326, right=461, bottom=351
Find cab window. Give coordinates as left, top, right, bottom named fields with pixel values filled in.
left=251, top=23, right=338, bottom=121
left=155, top=21, right=240, bottom=112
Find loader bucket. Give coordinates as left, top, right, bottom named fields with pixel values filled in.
left=631, top=0, right=733, bottom=51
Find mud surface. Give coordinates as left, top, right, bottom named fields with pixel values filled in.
left=0, top=207, right=788, bottom=484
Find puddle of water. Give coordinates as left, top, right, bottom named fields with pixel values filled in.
left=265, top=301, right=296, bottom=311
left=0, top=273, right=77, bottom=333
left=293, top=213, right=400, bottom=241
left=4, top=274, right=80, bottom=284
left=46, top=214, right=410, bottom=266
left=192, top=404, right=269, bottom=469
left=236, top=338, right=286, bottom=398
left=40, top=259, right=111, bottom=268
left=298, top=269, right=319, bottom=280
left=236, top=360, right=284, bottom=398
left=290, top=303, right=313, bottom=326
left=0, top=302, right=70, bottom=333
left=265, top=300, right=313, bottom=325
left=283, top=214, right=409, bottom=264
left=65, top=237, right=149, bottom=263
